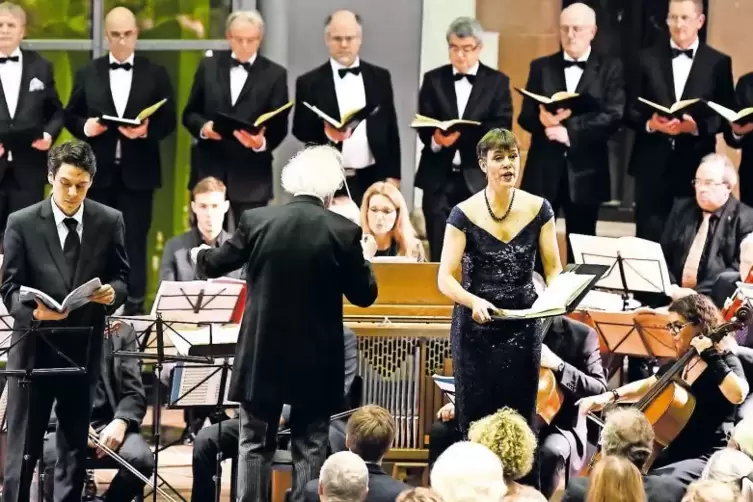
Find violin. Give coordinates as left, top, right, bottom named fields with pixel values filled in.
left=722, top=268, right=753, bottom=320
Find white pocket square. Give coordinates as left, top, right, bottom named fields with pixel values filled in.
left=29, top=77, right=44, bottom=92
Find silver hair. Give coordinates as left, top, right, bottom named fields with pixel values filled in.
left=0, top=2, right=26, bottom=25
left=318, top=451, right=369, bottom=502
left=281, top=145, right=345, bottom=199
left=431, top=442, right=508, bottom=502
left=446, top=17, right=484, bottom=44
left=226, top=10, right=264, bottom=33
left=698, top=152, right=738, bottom=188
left=702, top=448, right=753, bottom=484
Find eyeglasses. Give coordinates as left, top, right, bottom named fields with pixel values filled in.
left=692, top=178, right=727, bottom=188
left=666, top=321, right=691, bottom=335
left=368, top=207, right=396, bottom=216
left=666, top=14, right=700, bottom=25
left=449, top=44, right=478, bottom=55
left=559, top=25, right=591, bottom=35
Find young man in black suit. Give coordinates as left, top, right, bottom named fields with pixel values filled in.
left=64, top=6, right=176, bottom=315
left=625, top=0, right=735, bottom=243
left=183, top=10, right=290, bottom=225
left=292, top=9, right=401, bottom=206
left=415, top=17, right=513, bottom=262
left=723, top=72, right=753, bottom=206
left=192, top=145, right=378, bottom=502
left=0, top=140, right=129, bottom=502
left=519, top=3, right=625, bottom=261
left=0, top=2, right=64, bottom=240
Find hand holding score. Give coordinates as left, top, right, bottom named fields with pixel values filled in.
left=324, top=122, right=352, bottom=143
left=118, top=118, right=149, bottom=139
left=201, top=121, right=222, bottom=140
left=732, top=121, right=753, bottom=137
left=539, top=105, right=571, bottom=128
left=85, top=117, right=108, bottom=137
left=234, top=127, right=265, bottom=149
left=33, top=299, right=69, bottom=321
left=648, top=113, right=681, bottom=135
left=676, top=114, right=698, bottom=135
left=432, top=129, right=461, bottom=147
left=88, top=284, right=115, bottom=305
left=471, top=296, right=496, bottom=324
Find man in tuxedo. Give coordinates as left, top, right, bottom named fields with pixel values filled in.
left=660, top=154, right=753, bottom=303
left=0, top=140, right=129, bottom=502
left=191, top=145, right=378, bottom=502
left=64, top=6, right=176, bottom=315
left=292, top=10, right=401, bottom=206
left=518, top=3, right=625, bottom=261
left=183, top=10, right=290, bottom=226
left=415, top=17, right=513, bottom=262
left=0, top=2, right=64, bottom=240
left=625, top=0, right=735, bottom=242
left=723, top=72, right=753, bottom=206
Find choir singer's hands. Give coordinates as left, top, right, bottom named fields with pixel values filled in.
left=647, top=113, right=680, bottom=135
left=471, top=296, right=496, bottom=324
left=324, top=122, right=352, bottom=143
left=732, top=121, right=753, bottom=137
left=539, top=106, right=571, bottom=128
left=88, top=284, right=115, bottom=305
left=118, top=118, right=149, bottom=139
left=96, top=418, right=127, bottom=458
left=436, top=402, right=455, bottom=422
left=234, top=127, right=265, bottom=150
left=201, top=121, right=222, bottom=140
left=676, top=114, right=698, bottom=135
left=31, top=134, right=52, bottom=151
left=84, top=118, right=108, bottom=137
left=432, top=129, right=460, bottom=147
left=545, top=125, right=570, bottom=146
left=33, top=299, right=69, bottom=321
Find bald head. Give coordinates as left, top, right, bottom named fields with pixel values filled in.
left=105, top=6, right=136, bottom=30
left=561, top=2, right=596, bottom=25
left=325, top=10, right=363, bottom=67
left=559, top=2, right=596, bottom=59
left=105, top=6, right=138, bottom=62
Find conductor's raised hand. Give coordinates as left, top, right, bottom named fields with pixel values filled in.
left=88, top=284, right=115, bottom=305
left=233, top=127, right=265, bottom=149
left=471, top=297, right=496, bottom=324
left=361, top=234, right=378, bottom=261
left=190, top=244, right=212, bottom=265
left=33, top=299, right=69, bottom=321
left=324, top=122, right=352, bottom=143
left=118, top=118, right=149, bottom=139
left=432, top=129, right=461, bottom=147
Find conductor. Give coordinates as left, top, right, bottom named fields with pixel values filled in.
left=191, top=144, right=378, bottom=502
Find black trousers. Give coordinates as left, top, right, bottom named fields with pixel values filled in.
left=634, top=173, right=678, bottom=243
left=0, top=169, right=44, bottom=249
left=550, top=172, right=599, bottom=264
left=334, top=165, right=384, bottom=208
left=428, top=418, right=463, bottom=467
left=88, top=177, right=154, bottom=315
left=423, top=172, right=475, bottom=263
left=538, top=429, right=572, bottom=499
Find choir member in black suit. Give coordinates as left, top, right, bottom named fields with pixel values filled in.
left=183, top=10, right=290, bottom=225
left=518, top=3, right=624, bottom=261
left=415, top=17, right=513, bottom=262
left=625, top=0, right=735, bottom=243
left=0, top=2, right=64, bottom=240
left=723, top=73, right=753, bottom=206
left=64, top=6, right=176, bottom=315
left=292, top=10, right=401, bottom=206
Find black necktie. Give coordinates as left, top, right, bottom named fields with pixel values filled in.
left=563, top=60, right=587, bottom=70
left=454, top=73, right=476, bottom=84
left=63, top=218, right=80, bottom=282
left=231, top=58, right=253, bottom=72
left=338, top=67, right=361, bottom=78
left=671, top=48, right=694, bottom=59
left=109, top=62, right=132, bottom=71
left=0, top=56, right=19, bottom=64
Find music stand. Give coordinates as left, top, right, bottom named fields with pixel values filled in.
left=432, top=375, right=455, bottom=405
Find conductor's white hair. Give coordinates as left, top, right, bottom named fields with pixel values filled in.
left=318, top=451, right=369, bottom=502
left=431, top=442, right=507, bottom=502
left=226, top=10, right=264, bottom=33
left=698, top=153, right=738, bottom=188
left=281, top=145, right=345, bottom=199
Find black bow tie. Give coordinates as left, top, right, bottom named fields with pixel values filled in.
left=0, top=55, right=19, bottom=64
left=671, top=48, right=694, bottom=59
left=338, top=67, right=361, bottom=78
left=109, top=62, right=132, bottom=71
left=563, top=60, right=587, bottom=70
left=454, top=73, right=476, bottom=84
left=232, top=58, right=253, bottom=72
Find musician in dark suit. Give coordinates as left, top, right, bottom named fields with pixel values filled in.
left=192, top=145, right=378, bottom=501
left=660, top=154, right=753, bottom=304
left=0, top=140, right=129, bottom=502
left=0, top=3, right=64, bottom=240
left=625, top=0, right=735, bottom=242
left=183, top=10, right=290, bottom=225
left=292, top=10, right=401, bottom=206
left=723, top=72, right=753, bottom=206
left=519, top=3, right=624, bottom=260
left=415, top=17, right=513, bottom=261
left=711, top=234, right=753, bottom=311
left=41, top=323, right=153, bottom=502
left=64, top=6, right=176, bottom=315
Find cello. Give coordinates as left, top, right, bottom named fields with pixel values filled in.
left=536, top=317, right=565, bottom=425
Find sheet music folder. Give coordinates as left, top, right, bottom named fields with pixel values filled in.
left=169, top=359, right=238, bottom=408
left=432, top=374, right=455, bottom=404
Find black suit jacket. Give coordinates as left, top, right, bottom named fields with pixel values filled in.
left=292, top=60, right=400, bottom=180
left=159, top=228, right=242, bottom=282
left=304, top=463, right=409, bottom=502
left=0, top=49, right=64, bottom=188
left=64, top=55, right=176, bottom=190
left=518, top=51, right=625, bottom=205
left=564, top=473, right=687, bottom=502
left=625, top=42, right=735, bottom=193
left=661, top=197, right=753, bottom=295
left=414, top=63, right=513, bottom=194
left=0, top=199, right=129, bottom=383
left=724, top=72, right=753, bottom=204
left=183, top=51, right=289, bottom=203
left=196, top=196, right=377, bottom=412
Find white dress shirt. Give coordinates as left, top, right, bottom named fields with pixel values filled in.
left=431, top=62, right=480, bottom=166
left=50, top=197, right=84, bottom=250
left=671, top=38, right=699, bottom=101
left=0, top=48, right=22, bottom=161
left=563, top=46, right=590, bottom=93
left=230, top=51, right=255, bottom=106
left=103, top=53, right=135, bottom=159
left=330, top=57, right=375, bottom=169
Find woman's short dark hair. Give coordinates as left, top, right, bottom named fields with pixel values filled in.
left=476, top=128, right=519, bottom=160
left=47, top=140, right=97, bottom=178
left=668, top=294, right=723, bottom=338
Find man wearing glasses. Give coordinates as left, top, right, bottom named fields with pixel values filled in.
left=625, top=0, right=735, bottom=243
left=415, top=16, right=513, bottom=262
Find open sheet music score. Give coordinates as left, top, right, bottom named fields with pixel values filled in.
left=493, top=272, right=594, bottom=319
left=20, top=278, right=102, bottom=313
left=165, top=324, right=240, bottom=356
left=150, top=280, right=245, bottom=323
left=169, top=358, right=238, bottom=407
left=432, top=375, right=455, bottom=404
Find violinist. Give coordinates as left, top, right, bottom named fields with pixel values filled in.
left=579, top=295, right=749, bottom=485
left=711, top=233, right=753, bottom=312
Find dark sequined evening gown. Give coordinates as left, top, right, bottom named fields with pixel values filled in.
left=448, top=199, right=554, bottom=434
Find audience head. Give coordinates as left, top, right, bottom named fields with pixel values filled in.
left=559, top=3, right=597, bottom=60
left=701, top=449, right=753, bottom=492
left=48, top=141, right=97, bottom=216
left=430, top=442, right=507, bottom=502
left=226, top=10, right=264, bottom=63
left=318, top=451, right=369, bottom=502
left=600, top=407, right=654, bottom=469
left=360, top=182, right=424, bottom=260
left=345, top=404, right=395, bottom=463
left=730, top=417, right=753, bottom=459
left=281, top=145, right=345, bottom=206
left=476, top=129, right=521, bottom=193
left=445, top=17, right=483, bottom=74
left=191, top=177, right=229, bottom=242
left=396, top=487, right=444, bottom=502
left=468, top=407, right=537, bottom=482
left=668, top=294, right=724, bottom=355
left=105, top=7, right=138, bottom=62
left=682, top=479, right=741, bottom=502
left=325, top=10, right=362, bottom=67
left=329, top=197, right=361, bottom=225
left=586, top=455, right=646, bottom=502
left=667, top=0, right=705, bottom=49
left=0, top=2, right=25, bottom=54
left=740, top=234, right=753, bottom=280
left=694, top=153, right=736, bottom=212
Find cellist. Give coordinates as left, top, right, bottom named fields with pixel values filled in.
left=578, top=295, right=749, bottom=486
